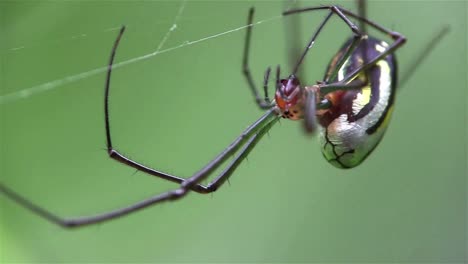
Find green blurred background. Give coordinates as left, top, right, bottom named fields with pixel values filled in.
left=0, top=0, right=466, bottom=262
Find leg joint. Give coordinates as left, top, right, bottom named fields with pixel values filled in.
left=108, top=149, right=117, bottom=157
left=169, top=189, right=188, bottom=200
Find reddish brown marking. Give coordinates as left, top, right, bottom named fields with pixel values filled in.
left=317, top=89, right=360, bottom=127
left=274, top=77, right=306, bottom=120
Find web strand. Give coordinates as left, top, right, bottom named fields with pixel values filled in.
left=0, top=14, right=281, bottom=105
left=155, top=0, right=187, bottom=52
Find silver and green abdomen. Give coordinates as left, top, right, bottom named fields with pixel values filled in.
left=319, top=36, right=397, bottom=168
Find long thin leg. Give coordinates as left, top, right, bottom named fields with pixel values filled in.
left=284, top=6, right=364, bottom=77
left=357, top=0, right=369, bottom=68
left=398, top=25, right=450, bottom=87
left=242, top=7, right=272, bottom=110
left=319, top=27, right=450, bottom=97
left=303, top=88, right=318, bottom=133
left=262, top=67, right=272, bottom=103
left=196, top=115, right=279, bottom=192
left=283, top=0, right=305, bottom=79
left=325, top=0, right=370, bottom=84
left=324, top=34, right=362, bottom=84
left=319, top=78, right=367, bottom=95
left=284, top=5, right=406, bottom=93
left=104, top=27, right=198, bottom=189
left=0, top=109, right=279, bottom=228
left=321, top=1, right=368, bottom=89
left=104, top=27, right=269, bottom=194
left=321, top=34, right=405, bottom=95
left=340, top=37, right=405, bottom=85
left=0, top=24, right=281, bottom=227
left=284, top=5, right=399, bottom=39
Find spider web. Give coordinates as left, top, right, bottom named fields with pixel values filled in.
left=0, top=1, right=284, bottom=105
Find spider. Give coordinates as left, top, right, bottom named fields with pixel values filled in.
left=0, top=1, right=407, bottom=228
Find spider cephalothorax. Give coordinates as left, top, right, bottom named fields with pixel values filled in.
left=275, top=76, right=306, bottom=120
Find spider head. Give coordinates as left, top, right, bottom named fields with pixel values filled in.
left=275, top=75, right=305, bottom=120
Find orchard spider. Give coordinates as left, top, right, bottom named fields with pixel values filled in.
left=0, top=1, right=408, bottom=228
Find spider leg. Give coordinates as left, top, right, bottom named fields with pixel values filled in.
left=103, top=26, right=274, bottom=194
left=0, top=109, right=279, bottom=228
left=329, top=3, right=449, bottom=90
left=103, top=27, right=205, bottom=192
left=282, top=5, right=365, bottom=134
left=242, top=7, right=273, bottom=110
left=262, top=66, right=272, bottom=104
left=285, top=5, right=406, bottom=89
left=283, top=0, right=305, bottom=79
left=284, top=6, right=365, bottom=78
left=342, top=3, right=408, bottom=73
left=319, top=38, right=405, bottom=96
left=317, top=79, right=367, bottom=95
left=303, top=88, right=318, bottom=133
left=398, top=25, right=450, bottom=87
left=0, top=24, right=281, bottom=228
left=105, top=27, right=283, bottom=194
left=284, top=5, right=406, bottom=95
left=193, top=114, right=279, bottom=193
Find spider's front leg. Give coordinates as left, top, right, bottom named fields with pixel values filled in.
left=242, top=7, right=274, bottom=110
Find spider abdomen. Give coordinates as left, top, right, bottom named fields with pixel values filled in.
left=319, top=36, right=397, bottom=168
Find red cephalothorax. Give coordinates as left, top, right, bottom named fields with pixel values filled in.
left=275, top=77, right=306, bottom=120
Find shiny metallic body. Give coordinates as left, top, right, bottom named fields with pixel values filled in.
left=319, top=36, right=397, bottom=168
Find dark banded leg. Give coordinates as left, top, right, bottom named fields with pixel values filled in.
left=303, top=88, right=318, bottom=133
left=283, top=0, right=304, bottom=79
left=0, top=24, right=282, bottom=227
left=284, top=6, right=364, bottom=77
left=104, top=27, right=209, bottom=193
left=340, top=4, right=407, bottom=79
left=320, top=37, right=405, bottom=96
left=357, top=0, right=370, bottom=71
left=198, top=115, right=279, bottom=193
left=319, top=79, right=367, bottom=95
left=284, top=5, right=406, bottom=87
left=262, top=67, right=272, bottom=104
left=104, top=25, right=279, bottom=195
left=242, top=8, right=272, bottom=110
left=104, top=26, right=278, bottom=194
left=104, top=28, right=193, bottom=189
left=347, top=2, right=449, bottom=89
left=398, top=25, right=450, bottom=87
left=0, top=109, right=279, bottom=228
left=320, top=2, right=369, bottom=98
